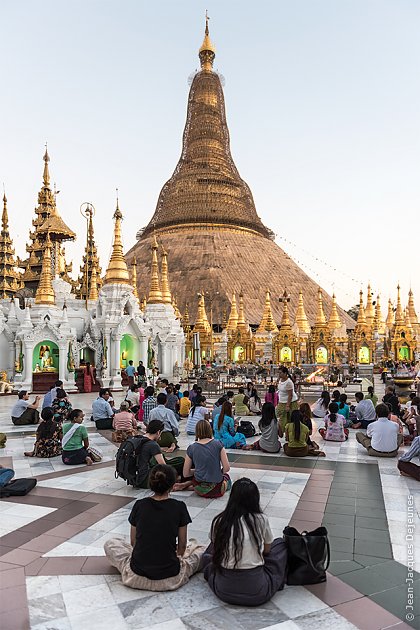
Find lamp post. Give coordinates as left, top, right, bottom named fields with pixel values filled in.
left=79, top=202, right=95, bottom=310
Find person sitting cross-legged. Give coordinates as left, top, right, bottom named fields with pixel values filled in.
left=356, top=403, right=403, bottom=457
left=213, top=401, right=247, bottom=449
left=398, top=436, right=420, bottom=480
left=318, top=402, right=349, bottom=442
left=173, top=420, right=231, bottom=498
left=62, top=409, right=93, bottom=466
left=147, top=392, right=179, bottom=452
left=132, top=419, right=184, bottom=488
left=11, top=391, right=41, bottom=426
left=104, top=464, right=206, bottom=591
left=92, top=388, right=114, bottom=430
left=352, top=391, right=376, bottom=429
left=24, top=407, right=62, bottom=458
left=245, top=402, right=281, bottom=453
left=112, top=402, right=139, bottom=443
left=201, top=478, right=288, bottom=606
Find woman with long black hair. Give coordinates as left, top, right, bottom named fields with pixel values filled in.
left=24, top=407, right=62, bottom=458
left=245, top=402, right=280, bottom=452
left=213, top=401, right=246, bottom=449
left=283, top=409, right=310, bottom=457
left=202, top=478, right=287, bottom=606
left=185, top=395, right=209, bottom=435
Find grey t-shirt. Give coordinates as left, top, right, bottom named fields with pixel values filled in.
left=11, top=399, right=29, bottom=418
left=259, top=418, right=280, bottom=452
left=186, top=440, right=223, bottom=483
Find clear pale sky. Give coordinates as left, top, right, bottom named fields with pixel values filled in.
left=1, top=0, right=419, bottom=311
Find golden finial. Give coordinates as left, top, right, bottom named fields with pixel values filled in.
left=87, top=266, right=99, bottom=300
left=43, top=144, right=50, bottom=188
left=172, top=295, right=182, bottom=319
left=257, top=289, right=278, bottom=333
left=147, top=235, right=163, bottom=303
left=294, top=289, right=310, bottom=334
left=407, top=288, right=418, bottom=325
left=386, top=298, right=394, bottom=328
left=315, top=288, right=327, bottom=326
left=365, top=283, right=375, bottom=327
left=374, top=294, right=385, bottom=334
left=2, top=190, right=8, bottom=231
left=0, top=189, right=22, bottom=298
left=160, top=247, right=172, bottom=304
left=199, top=10, right=216, bottom=71
left=221, top=308, right=228, bottom=330
left=237, top=291, right=247, bottom=329
left=182, top=302, right=191, bottom=331
left=130, top=259, right=139, bottom=300
left=195, top=292, right=211, bottom=332
left=356, top=290, right=367, bottom=326
left=404, top=306, right=413, bottom=331
left=140, top=295, right=147, bottom=311
left=226, top=292, right=239, bottom=331
left=328, top=293, right=342, bottom=330
left=103, top=199, right=131, bottom=285
left=35, top=233, right=55, bottom=305
left=394, top=284, right=404, bottom=326
left=279, top=290, right=292, bottom=329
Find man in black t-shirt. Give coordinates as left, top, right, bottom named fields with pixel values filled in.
left=136, top=420, right=184, bottom=488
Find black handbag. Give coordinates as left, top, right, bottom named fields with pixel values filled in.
left=283, top=526, right=330, bottom=585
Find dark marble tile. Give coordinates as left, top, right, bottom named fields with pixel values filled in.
left=227, top=601, right=289, bottom=629
left=354, top=527, right=390, bottom=544
left=370, top=582, right=420, bottom=621
left=338, top=561, right=413, bottom=596
left=182, top=606, right=242, bottom=630
left=355, top=516, right=389, bottom=530
left=353, top=540, right=393, bottom=560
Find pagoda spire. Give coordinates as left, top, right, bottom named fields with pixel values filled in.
left=140, top=295, right=147, bottom=311
left=0, top=192, right=22, bottom=298
left=160, top=247, right=172, bottom=304
left=43, top=146, right=50, bottom=188
left=88, top=266, right=99, bottom=301
left=407, top=289, right=418, bottom=326
left=35, top=233, right=55, bottom=305
left=374, top=294, right=385, bottom=334
left=356, top=290, right=367, bottom=326
left=237, top=292, right=247, bottom=330
left=257, top=290, right=278, bottom=333
left=315, top=288, right=327, bottom=326
left=294, top=289, right=310, bottom=334
left=279, top=290, right=292, bottom=329
left=172, top=295, right=182, bottom=319
left=199, top=11, right=216, bottom=72
left=365, top=284, right=375, bottom=327
left=78, top=206, right=102, bottom=300
left=130, top=259, right=139, bottom=301
left=386, top=298, right=394, bottom=329
left=394, top=285, right=404, bottom=326
left=328, top=294, right=342, bottom=331
left=195, top=292, right=211, bottom=333
left=147, top=235, right=163, bottom=303
left=182, top=302, right=191, bottom=332
left=103, top=200, right=130, bottom=285
left=226, top=293, right=239, bottom=331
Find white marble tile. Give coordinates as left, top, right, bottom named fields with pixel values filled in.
left=108, top=579, right=154, bottom=605
left=260, top=622, right=301, bottom=630
left=63, top=583, right=113, bottom=616
left=26, top=576, right=62, bottom=600
left=165, top=575, right=220, bottom=617
left=272, top=586, right=328, bottom=618
left=32, top=616, right=72, bottom=630
left=118, top=593, right=178, bottom=628
left=69, top=603, right=127, bottom=630
left=294, top=608, right=358, bottom=629
left=58, top=575, right=106, bottom=591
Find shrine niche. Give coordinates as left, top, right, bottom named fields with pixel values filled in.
left=233, top=344, right=245, bottom=362
left=280, top=346, right=292, bottom=363
left=120, top=333, right=140, bottom=369
left=316, top=345, right=328, bottom=364
left=33, top=340, right=59, bottom=372
left=398, top=342, right=410, bottom=361
left=358, top=344, right=370, bottom=364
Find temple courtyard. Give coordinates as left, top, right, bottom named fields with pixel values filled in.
left=0, top=383, right=419, bottom=630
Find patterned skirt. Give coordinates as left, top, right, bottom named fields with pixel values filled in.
left=34, top=438, right=62, bottom=458
left=192, top=473, right=231, bottom=498
left=112, top=429, right=139, bottom=443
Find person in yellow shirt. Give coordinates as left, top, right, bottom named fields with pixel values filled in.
left=179, top=391, right=192, bottom=418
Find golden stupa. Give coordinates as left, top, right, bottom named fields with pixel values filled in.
left=127, top=18, right=355, bottom=329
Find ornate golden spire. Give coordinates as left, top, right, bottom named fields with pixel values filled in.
left=257, top=290, right=278, bottom=333
left=407, top=289, right=418, bottom=326
left=294, top=289, right=310, bottom=334
left=374, top=294, right=385, bottom=334
left=78, top=206, right=102, bottom=301
left=0, top=192, right=22, bottom=298
left=404, top=306, right=413, bottom=332
left=147, top=235, right=163, bottom=303
left=356, top=290, right=367, bottom=326
left=328, top=294, right=342, bottom=330
left=394, top=284, right=404, bottom=326
left=199, top=11, right=216, bottom=71
left=43, top=146, right=50, bottom=187
left=195, top=292, right=211, bottom=333
left=315, top=288, right=327, bottom=326
left=160, top=247, right=172, bottom=304
left=279, top=290, right=292, bottom=329
left=35, top=233, right=55, bottom=305
left=182, top=302, right=191, bottom=332
left=130, top=259, right=139, bottom=300
left=365, top=284, right=375, bottom=327
left=172, top=295, right=182, bottom=319
left=226, top=292, right=239, bottom=331
left=221, top=308, right=228, bottom=330
left=237, top=292, right=247, bottom=330
left=103, top=200, right=131, bottom=285
left=386, top=298, right=394, bottom=329
left=88, top=265, right=99, bottom=301
left=140, top=295, right=147, bottom=311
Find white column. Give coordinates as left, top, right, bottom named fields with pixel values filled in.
left=58, top=344, right=67, bottom=382
left=8, top=341, right=15, bottom=380
left=110, top=334, right=123, bottom=390
left=20, top=342, right=34, bottom=390
left=139, top=337, right=148, bottom=368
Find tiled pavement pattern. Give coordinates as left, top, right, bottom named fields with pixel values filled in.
left=0, top=386, right=418, bottom=629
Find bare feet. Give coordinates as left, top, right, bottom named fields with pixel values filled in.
left=24, top=452, right=34, bottom=457
left=352, top=423, right=362, bottom=429
left=172, top=481, right=194, bottom=492
left=85, top=457, right=93, bottom=466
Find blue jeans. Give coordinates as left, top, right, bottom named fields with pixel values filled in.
left=0, top=468, right=14, bottom=487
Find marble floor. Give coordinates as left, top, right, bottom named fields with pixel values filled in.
left=0, top=384, right=419, bottom=629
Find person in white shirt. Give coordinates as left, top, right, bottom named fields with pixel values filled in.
left=356, top=403, right=403, bottom=457
left=276, top=366, right=298, bottom=431
left=352, top=392, right=376, bottom=429
left=147, top=392, right=179, bottom=451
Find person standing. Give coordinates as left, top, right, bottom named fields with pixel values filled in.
left=125, top=361, right=136, bottom=388
left=276, top=366, right=299, bottom=431
left=137, top=360, right=146, bottom=384
left=83, top=362, right=95, bottom=393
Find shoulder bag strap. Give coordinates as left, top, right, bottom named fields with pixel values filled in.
left=301, top=532, right=331, bottom=573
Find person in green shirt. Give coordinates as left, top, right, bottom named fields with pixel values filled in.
left=366, top=386, right=378, bottom=408
left=283, top=410, right=325, bottom=458
left=233, top=388, right=251, bottom=416
left=62, top=409, right=93, bottom=466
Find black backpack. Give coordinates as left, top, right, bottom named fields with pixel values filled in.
left=115, top=436, right=149, bottom=487
left=0, top=478, right=37, bottom=498
left=236, top=420, right=256, bottom=438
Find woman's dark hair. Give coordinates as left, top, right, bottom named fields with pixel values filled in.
left=68, top=409, right=83, bottom=422
left=130, top=384, right=139, bottom=392
left=211, top=478, right=263, bottom=569
left=190, top=395, right=206, bottom=418
left=279, top=366, right=289, bottom=377
left=259, top=402, right=276, bottom=429
left=368, top=385, right=374, bottom=394
left=251, top=388, right=260, bottom=404
left=320, top=390, right=330, bottom=408
left=149, top=464, right=176, bottom=495
left=332, top=390, right=340, bottom=402
left=338, top=393, right=347, bottom=409
left=290, top=409, right=302, bottom=441
left=328, top=401, right=339, bottom=422
left=37, top=407, right=56, bottom=439
left=147, top=419, right=164, bottom=434
left=55, top=388, right=67, bottom=400
left=218, top=400, right=232, bottom=430
left=268, top=384, right=276, bottom=394
left=299, top=402, right=312, bottom=421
